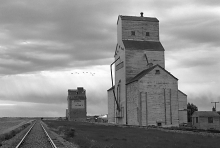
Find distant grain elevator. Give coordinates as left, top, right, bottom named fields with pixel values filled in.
left=107, top=13, right=187, bottom=126
left=66, top=87, right=87, bottom=121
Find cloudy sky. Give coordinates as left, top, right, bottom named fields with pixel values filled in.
left=0, top=0, right=219, bottom=117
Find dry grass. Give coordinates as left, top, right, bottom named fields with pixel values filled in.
left=0, top=118, right=27, bottom=134
left=44, top=120, right=220, bottom=148
left=0, top=117, right=33, bottom=146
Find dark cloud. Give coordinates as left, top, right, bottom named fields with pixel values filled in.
left=0, top=0, right=220, bottom=117
left=161, top=14, right=220, bottom=51
left=0, top=0, right=122, bottom=75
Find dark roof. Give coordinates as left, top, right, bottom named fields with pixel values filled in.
left=122, top=40, right=164, bottom=51
left=178, top=90, right=187, bottom=96
left=126, top=64, right=178, bottom=85
left=126, top=65, right=157, bottom=84
left=119, top=15, right=159, bottom=23
left=107, top=86, right=115, bottom=91
left=68, top=96, right=86, bottom=100
left=68, top=89, right=77, bottom=92
left=77, top=87, right=85, bottom=93
left=192, top=111, right=220, bottom=117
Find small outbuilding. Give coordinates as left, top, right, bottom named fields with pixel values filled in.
left=192, top=111, right=220, bottom=130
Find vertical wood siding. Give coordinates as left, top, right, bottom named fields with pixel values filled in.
left=178, top=91, right=187, bottom=124
left=127, top=82, right=139, bottom=125
left=138, top=67, right=179, bottom=126
left=108, top=89, right=115, bottom=123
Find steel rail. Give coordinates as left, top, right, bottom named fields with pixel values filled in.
left=15, top=120, right=57, bottom=148
left=40, top=121, right=57, bottom=148
left=15, top=121, right=36, bottom=148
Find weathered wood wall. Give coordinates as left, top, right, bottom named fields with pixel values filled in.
left=114, top=43, right=126, bottom=124
left=127, top=81, right=139, bottom=125
left=178, top=110, right=187, bottom=124
left=122, top=20, right=159, bottom=41
left=113, top=16, right=127, bottom=124
left=138, top=66, right=179, bottom=126
left=199, top=117, right=220, bottom=130
left=178, top=91, right=187, bottom=124
left=107, top=89, right=115, bottom=123
left=67, top=95, right=87, bottom=121
left=178, top=91, right=187, bottom=110
left=126, top=50, right=164, bottom=81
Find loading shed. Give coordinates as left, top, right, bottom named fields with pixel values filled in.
left=192, top=111, right=220, bottom=130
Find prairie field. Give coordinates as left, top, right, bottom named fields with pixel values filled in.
left=0, top=118, right=28, bottom=134
left=44, top=120, right=220, bottom=148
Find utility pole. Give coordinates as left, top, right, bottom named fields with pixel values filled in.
left=211, top=102, right=219, bottom=111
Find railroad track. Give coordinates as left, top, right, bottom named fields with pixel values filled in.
left=15, top=120, right=59, bottom=148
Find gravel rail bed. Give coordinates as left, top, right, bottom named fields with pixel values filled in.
left=19, top=121, right=53, bottom=148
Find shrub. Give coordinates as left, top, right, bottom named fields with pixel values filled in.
left=11, top=130, right=16, bottom=137
left=4, top=133, right=12, bottom=140
left=65, top=128, right=75, bottom=138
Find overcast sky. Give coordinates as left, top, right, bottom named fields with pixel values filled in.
left=0, top=0, right=220, bottom=117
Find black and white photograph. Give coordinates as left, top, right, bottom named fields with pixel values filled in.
left=0, top=0, right=220, bottom=147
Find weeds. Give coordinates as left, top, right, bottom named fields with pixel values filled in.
left=65, top=128, right=75, bottom=138
left=0, top=122, right=31, bottom=144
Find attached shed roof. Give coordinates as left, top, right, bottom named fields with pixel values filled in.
left=126, top=64, right=178, bottom=85
left=178, top=90, right=187, bottom=96
left=107, top=86, right=115, bottom=91
left=119, top=15, right=159, bottom=22
left=192, top=111, right=220, bottom=117
left=122, top=40, right=165, bottom=51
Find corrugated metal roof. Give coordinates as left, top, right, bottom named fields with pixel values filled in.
left=120, top=15, right=159, bottom=22
left=192, top=111, right=220, bottom=117
left=126, top=64, right=178, bottom=85
left=122, top=40, right=165, bottom=51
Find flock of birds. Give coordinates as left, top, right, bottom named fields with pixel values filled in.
left=71, top=72, right=95, bottom=76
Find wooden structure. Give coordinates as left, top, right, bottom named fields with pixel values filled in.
left=192, top=111, right=220, bottom=130
left=107, top=13, right=187, bottom=126
left=66, top=87, right=87, bottom=121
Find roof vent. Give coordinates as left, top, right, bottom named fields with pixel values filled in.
left=140, top=12, right=144, bottom=17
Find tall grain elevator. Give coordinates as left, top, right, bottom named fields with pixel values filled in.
left=66, top=87, right=87, bottom=121
left=107, top=13, right=187, bottom=127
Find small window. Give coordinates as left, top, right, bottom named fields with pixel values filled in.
left=208, top=117, right=213, bottom=123
left=131, top=31, right=135, bottom=36
left=196, top=117, right=198, bottom=123
left=146, top=32, right=150, bottom=36
left=155, top=70, right=160, bottom=74
left=157, top=122, right=162, bottom=126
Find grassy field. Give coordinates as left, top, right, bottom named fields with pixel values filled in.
left=0, top=118, right=28, bottom=134
left=44, top=120, right=220, bottom=148
left=0, top=118, right=32, bottom=146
